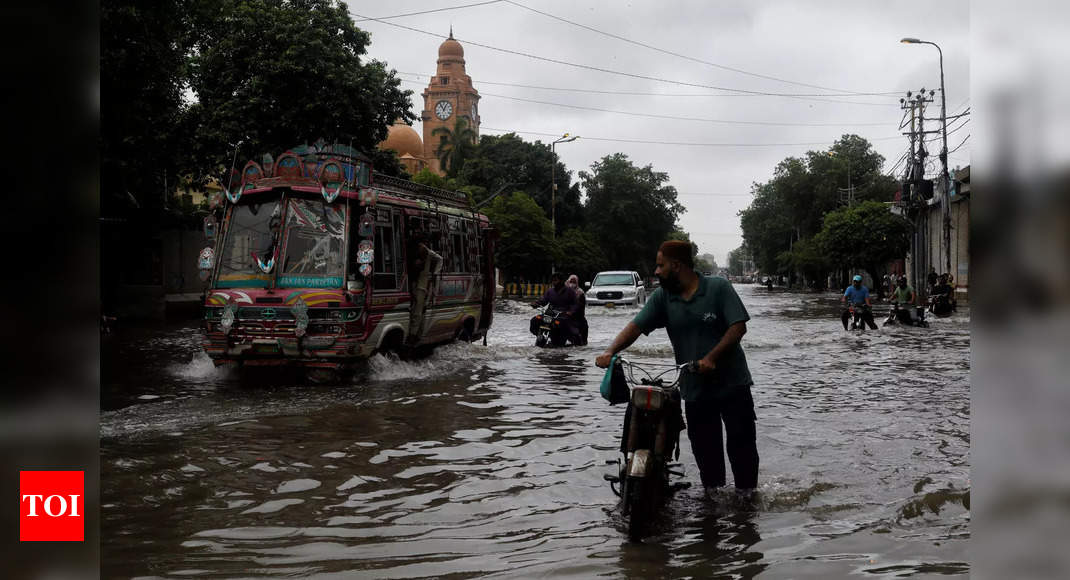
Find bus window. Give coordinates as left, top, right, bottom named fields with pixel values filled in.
left=373, top=209, right=399, bottom=290
left=450, top=231, right=466, bottom=273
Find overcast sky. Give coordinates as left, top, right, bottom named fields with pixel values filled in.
left=346, top=0, right=969, bottom=266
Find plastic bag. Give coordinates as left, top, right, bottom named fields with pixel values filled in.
left=599, top=355, right=629, bottom=405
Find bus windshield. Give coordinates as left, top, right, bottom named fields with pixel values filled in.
left=218, top=198, right=282, bottom=287
left=278, top=198, right=346, bottom=288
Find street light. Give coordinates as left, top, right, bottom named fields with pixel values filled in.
left=901, top=36, right=951, bottom=274
left=551, top=133, right=579, bottom=242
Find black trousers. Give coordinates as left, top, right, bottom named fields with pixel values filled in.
left=684, top=389, right=759, bottom=489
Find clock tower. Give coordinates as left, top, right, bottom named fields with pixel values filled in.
left=421, top=29, right=480, bottom=175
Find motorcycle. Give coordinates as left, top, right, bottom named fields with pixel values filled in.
left=603, top=357, right=694, bottom=540
left=529, top=305, right=572, bottom=347
left=928, top=293, right=955, bottom=318
left=846, top=303, right=872, bottom=330
left=884, top=301, right=929, bottom=327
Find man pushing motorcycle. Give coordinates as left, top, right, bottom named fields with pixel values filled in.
left=596, top=240, right=758, bottom=502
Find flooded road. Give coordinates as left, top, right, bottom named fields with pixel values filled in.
left=101, top=284, right=970, bottom=578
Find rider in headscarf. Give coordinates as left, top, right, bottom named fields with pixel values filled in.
left=566, top=274, right=588, bottom=345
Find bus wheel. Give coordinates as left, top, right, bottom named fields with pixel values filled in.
left=459, top=319, right=476, bottom=342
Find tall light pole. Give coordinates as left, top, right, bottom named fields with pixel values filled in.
left=901, top=37, right=951, bottom=274
left=551, top=133, right=578, bottom=241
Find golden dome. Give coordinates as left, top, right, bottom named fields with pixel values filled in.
left=438, top=34, right=464, bottom=60
left=379, top=120, right=423, bottom=158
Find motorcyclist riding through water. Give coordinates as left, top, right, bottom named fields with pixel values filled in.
left=888, top=275, right=925, bottom=326
left=842, top=274, right=878, bottom=330
left=530, top=272, right=582, bottom=345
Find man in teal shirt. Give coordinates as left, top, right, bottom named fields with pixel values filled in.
left=596, top=241, right=758, bottom=498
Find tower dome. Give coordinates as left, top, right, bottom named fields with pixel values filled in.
left=438, top=30, right=464, bottom=60
left=378, top=120, right=423, bottom=158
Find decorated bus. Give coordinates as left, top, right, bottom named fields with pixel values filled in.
left=198, top=142, right=497, bottom=380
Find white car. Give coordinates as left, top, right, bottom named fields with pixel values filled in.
left=586, top=270, right=647, bottom=306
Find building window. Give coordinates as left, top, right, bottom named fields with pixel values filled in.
left=441, top=77, right=449, bottom=85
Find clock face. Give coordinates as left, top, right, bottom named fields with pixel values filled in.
left=435, top=100, right=453, bottom=120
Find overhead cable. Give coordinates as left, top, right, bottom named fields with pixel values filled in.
left=354, top=13, right=904, bottom=101
left=503, top=0, right=898, bottom=95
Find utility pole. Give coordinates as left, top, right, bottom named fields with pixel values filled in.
left=901, top=89, right=934, bottom=300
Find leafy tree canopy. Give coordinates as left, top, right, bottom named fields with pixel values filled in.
left=739, top=134, right=898, bottom=276
left=456, top=132, right=583, bottom=233
left=102, top=0, right=195, bottom=219
left=581, top=153, right=684, bottom=276
left=556, top=228, right=609, bottom=285
left=816, top=200, right=912, bottom=281
left=185, top=0, right=413, bottom=176
left=481, top=192, right=557, bottom=281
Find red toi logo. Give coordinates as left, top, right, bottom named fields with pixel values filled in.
left=20, top=471, right=84, bottom=542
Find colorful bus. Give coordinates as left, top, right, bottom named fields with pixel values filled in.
left=198, top=143, right=497, bottom=380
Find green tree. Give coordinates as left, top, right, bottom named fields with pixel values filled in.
left=185, top=0, right=413, bottom=175
left=697, top=253, right=719, bottom=273
left=816, top=201, right=912, bottom=283
left=367, top=147, right=411, bottom=180
left=739, top=134, right=897, bottom=278
left=556, top=228, right=609, bottom=284
left=102, top=0, right=194, bottom=219
left=581, top=153, right=684, bottom=276
left=481, top=192, right=557, bottom=280
left=431, top=117, right=477, bottom=176
left=410, top=167, right=448, bottom=189
left=728, top=246, right=748, bottom=277
left=456, top=132, right=584, bottom=233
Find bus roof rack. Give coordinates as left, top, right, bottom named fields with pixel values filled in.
left=372, top=173, right=471, bottom=209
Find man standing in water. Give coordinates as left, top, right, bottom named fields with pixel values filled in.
left=595, top=241, right=758, bottom=501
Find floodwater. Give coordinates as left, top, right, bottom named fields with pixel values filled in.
left=101, top=285, right=970, bottom=578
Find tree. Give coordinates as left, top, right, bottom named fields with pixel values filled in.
left=728, top=246, right=748, bottom=277
left=431, top=117, right=477, bottom=176
left=456, top=132, right=584, bottom=233
left=102, top=0, right=194, bottom=219
left=697, top=253, right=719, bottom=273
left=410, top=167, right=448, bottom=189
left=185, top=0, right=413, bottom=176
left=739, top=134, right=897, bottom=279
left=367, top=147, right=411, bottom=180
left=481, top=192, right=557, bottom=280
left=581, top=153, right=684, bottom=276
left=556, top=228, right=609, bottom=284
left=816, top=201, right=912, bottom=283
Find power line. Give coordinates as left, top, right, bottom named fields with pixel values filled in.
left=502, top=0, right=898, bottom=95
left=403, top=80, right=893, bottom=128
left=398, top=71, right=900, bottom=106
left=354, top=13, right=905, bottom=101
left=676, top=194, right=753, bottom=199
left=480, top=126, right=903, bottom=147
left=354, top=0, right=505, bottom=22
left=947, top=134, right=970, bottom=156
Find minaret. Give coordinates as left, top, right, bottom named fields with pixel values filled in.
left=421, top=30, right=480, bottom=175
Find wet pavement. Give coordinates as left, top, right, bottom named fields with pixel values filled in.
left=101, top=284, right=970, bottom=578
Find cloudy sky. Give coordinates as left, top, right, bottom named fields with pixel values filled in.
left=346, top=0, right=970, bottom=266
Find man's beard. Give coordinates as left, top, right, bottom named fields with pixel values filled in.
left=658, top=272, right=683, bottom=293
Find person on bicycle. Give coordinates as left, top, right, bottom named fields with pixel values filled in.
left=596, top=240, right=757, bottom=500
left=841, top=274, right=877, bottom=330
